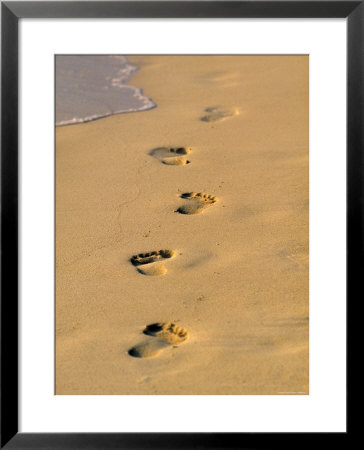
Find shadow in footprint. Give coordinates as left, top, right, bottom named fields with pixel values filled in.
left=201, top=106, right=238, bottom=123
left=176, top=192, right=217, bottom=215
left=128, top=322, right=189, bottom=358
left=130, top=249, right=175, bottom=275
left=149, top=147, right=191, bottom=166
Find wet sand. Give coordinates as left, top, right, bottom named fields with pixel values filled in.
left=56, top=55, right=308, bottom=394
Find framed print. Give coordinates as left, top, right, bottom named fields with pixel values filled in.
left=1, top=1, right=357, bottom=448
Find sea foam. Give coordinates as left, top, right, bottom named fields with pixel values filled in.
left=56, top=55, right=156, bottom=126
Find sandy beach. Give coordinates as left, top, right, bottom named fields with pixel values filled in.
left=56, top=55, right=308, bottom=395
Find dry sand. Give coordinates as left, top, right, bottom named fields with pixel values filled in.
left=56, top=55, right=308, bottom=394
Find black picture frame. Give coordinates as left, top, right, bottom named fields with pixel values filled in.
left=1, top=1, right=357, bottom=448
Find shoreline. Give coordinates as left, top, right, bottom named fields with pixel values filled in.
left=56, top=55, right=309, bottom=395
left=55, top=55, right=156, bottom=126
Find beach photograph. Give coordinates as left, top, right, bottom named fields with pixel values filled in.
left=55, top=55, right=309, bottom=395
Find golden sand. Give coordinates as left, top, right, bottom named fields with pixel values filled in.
left=56, top=55, right=308, bottom=394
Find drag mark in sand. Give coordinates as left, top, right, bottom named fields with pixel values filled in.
left=201, top=106, right=239, bottom=123
left=128, top=322, right=189, bottom=358
left=176, top=192, right=217, bottom=215
left=130, top=249, right=175, bottom=275
left=149, top=147, right=191, bottom=166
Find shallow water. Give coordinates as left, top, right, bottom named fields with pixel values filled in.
left=55, top=55, right=155, bottom=126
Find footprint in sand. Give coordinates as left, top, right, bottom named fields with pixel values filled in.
left=176, top=192, right=217, bottom=215
left=130, top=249, right=175, bottom=275
left=149, top=147, right=191, bottom=166
left=128, top=322, right=189, bottom=358
left=201, top=106, right=238, bottom=123
left=199, top=71, right=240, bottom=88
